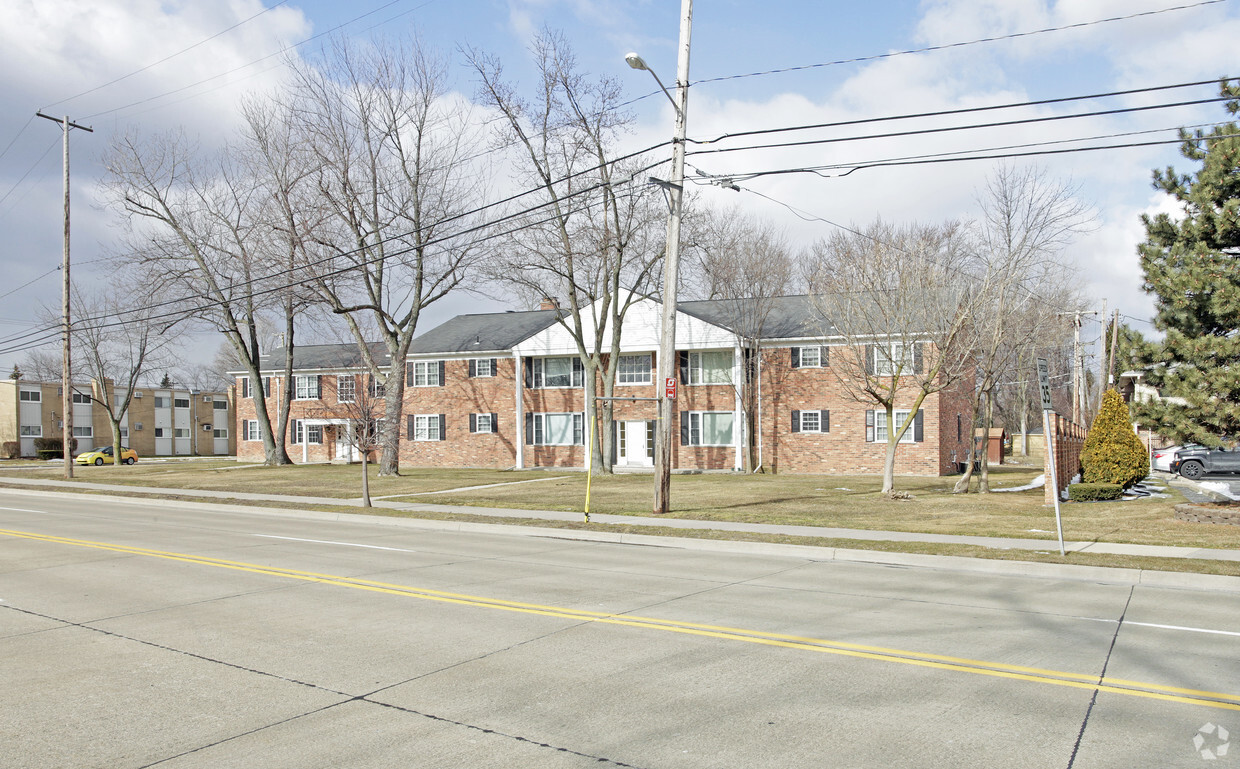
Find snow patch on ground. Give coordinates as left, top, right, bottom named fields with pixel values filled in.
left=993, top=474, right=1046, bottom=493
left=1199, top=481, right=1240, bottom=501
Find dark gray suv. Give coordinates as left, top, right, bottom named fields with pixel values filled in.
left=1171, top=446, right=1240, bottom=479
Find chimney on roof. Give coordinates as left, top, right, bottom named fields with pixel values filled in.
left=540, top=296, right=560, bottom=311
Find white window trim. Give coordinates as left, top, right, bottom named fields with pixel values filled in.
left=797, top=346, right=822, bottom=368
left=19, top=389, right=41, bottom=402
left=798, top=410, right=823, bottom=433
left=292, top=419, right=323, bottom=444
left=20, top=425, right=42, bottom=437
left=473, top=358, right=494, bottom=378
left=874, top=410, right=916, bottom=444
left=412, top=361, right=442, bottom=387
left=213, top=428, right=228, bottom=439
left=337, top=375, right=355, bottom=403
left=413, top=414, right=443, bottom=441
left=474, top=413, right=493, bottom=434
left=531, top=412, right=584, bottom=445
left=618, top=354, right=652, bottom=385
left=174, top=398, right=190, bottom=409
left=243, top=420, right=261, bottom=441
left=687, top=351, right=733, bottom=386
left=873, top=342, right=914, bottom=378
left=684, top=411, right=734, bottom=447
left=293, top=375, right=321, bottom=401
left=173, top=428, right=190, bottom=439
left=531, top=357, right=583, bottom=389
left=72, top=426, right=93, bottom=438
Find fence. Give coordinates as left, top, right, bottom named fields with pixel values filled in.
left=1043, top=412, right=1087, bottom=505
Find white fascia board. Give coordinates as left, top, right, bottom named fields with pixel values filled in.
left=404, top=350, right=511, bottom=360
left=513, top=297, right=739, bottom=356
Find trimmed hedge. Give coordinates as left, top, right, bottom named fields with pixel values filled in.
left=1068, top=482, right=1124, bottom=502
left=1081, top=389, right=1149, bottom=488
left=2, top=441, right=18, bottom=459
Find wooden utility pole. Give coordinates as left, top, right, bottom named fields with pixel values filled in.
left=36, top=112, right=92, bottom=479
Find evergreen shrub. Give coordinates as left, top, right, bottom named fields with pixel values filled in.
left=1081, top=390, right=1150, bottom=488
left=1068, top=482, right=1124, bottom=502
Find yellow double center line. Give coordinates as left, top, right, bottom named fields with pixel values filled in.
left=5, top=526, right=1239, bottom=712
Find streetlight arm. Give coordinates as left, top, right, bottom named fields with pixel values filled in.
left=625, top=52, right=681, bottom=116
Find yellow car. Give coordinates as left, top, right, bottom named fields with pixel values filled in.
left=75, top=446, right=138, bottom=466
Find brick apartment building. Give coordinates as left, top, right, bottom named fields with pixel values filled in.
left=234, top=296, right=972, bottom=476
left=0, top=377, right=236, bottom=459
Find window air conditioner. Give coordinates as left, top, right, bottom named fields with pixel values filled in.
left=133, top=391, right=142, bottom=398
left=202, top=424, right=212, bottom=431
left=135, top=422, right=143, bottom=430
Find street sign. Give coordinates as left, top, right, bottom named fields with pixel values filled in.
left=665, top=377, right=677, bottom=400
left=1036, top=358, right=1054, bottom=413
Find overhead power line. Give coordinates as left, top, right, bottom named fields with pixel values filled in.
left=690, top=0, right=1230, bottom=88
left=42, top=0, right=292, bottom=111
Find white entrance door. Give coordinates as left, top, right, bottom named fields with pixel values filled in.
left=334, top=424, right=355, bottom=462
left=619, top=420, right=653, bottom=467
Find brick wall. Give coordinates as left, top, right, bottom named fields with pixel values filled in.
left=1043, top=412, right=1087, bottom=505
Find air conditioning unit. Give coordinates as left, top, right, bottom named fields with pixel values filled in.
left=203, top=396, right=211, bottom=403
left=135, top=422, right=143, bottom=431
left=202, top=424, right=212, bottom=432
left=133, top=391, right=143, bottom=398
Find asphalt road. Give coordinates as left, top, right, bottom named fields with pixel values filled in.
left=2, top=490, right=1238, bottom=768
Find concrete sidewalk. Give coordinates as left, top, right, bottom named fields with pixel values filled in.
left=2, top=474, right=1237, bottom=564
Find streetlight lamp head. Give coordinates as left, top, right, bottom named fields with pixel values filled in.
left=624, top=52, right=649, bottom=71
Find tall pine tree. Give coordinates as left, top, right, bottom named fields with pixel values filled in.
left=1134, top=80, right=1240, bottom=446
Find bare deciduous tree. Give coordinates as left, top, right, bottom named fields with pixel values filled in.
left=99, top=129, right=296, bottom=465
left=808, top=220, right=978, bottom=494
left=281, top=35, right=489, bottom=476
left=955, top=165, right=1093, bottom=493
left=468, top=30, right=664, bottom=473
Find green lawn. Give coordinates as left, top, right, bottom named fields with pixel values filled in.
left=3, top=458, right=1235, bottom=554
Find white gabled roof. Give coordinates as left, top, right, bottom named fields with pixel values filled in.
left=512, top=296, right=738, bottom=356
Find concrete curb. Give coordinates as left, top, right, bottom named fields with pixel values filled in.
left=4, top=486, right=1238, bottom=593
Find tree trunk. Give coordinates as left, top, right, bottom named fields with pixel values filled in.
left=379, top=374, right=405, bottom=476
left=110, top=417, right=124, bottom=471
left=979, top=390, right=993, bottom=493
left=881, top=405, right=898, bottom=494
left=585, top=359, right=603, bottom=474
left=360, top=451, right=371, bottom=508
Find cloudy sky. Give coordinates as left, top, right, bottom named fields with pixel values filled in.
left=1, top=0, right=1238, bottom=379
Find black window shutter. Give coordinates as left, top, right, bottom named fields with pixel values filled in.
left=957, top=414, right=962, bottom=441
left=865, top=344, right=875, bottom=375
left=822, top=410, right=830, bottom=432
left=316, top=375, right=322, bottom=397
left=490, top=358, right=497, bottom=375
left=523, top=358, right=533, bottom=389
left=406, top=415, right=415, bottom=440
left=680, top=411, right=690, bottom=445
left=914, top=409, right=924, bottom=442
left=469, top=413, right=477, bottom=433
left=468, top=359, right=476, bottom=378
left=914, top=343, right=924, bottom=375
left=525, top=412, right=533, bottom=444
left=790, top=347, right=800, bottom=369
left=438, top=361, right=446, bottom=386
left=241, top=377, right=250, bottom=399
left=490, top=413, right=498, bottom=433
left=406, top=362, right=414, bottom=387
left=572, top=357, right=584, bottom=387
left=865, top=409, right=875, bottom=442
left=678, top=351, right=689, bottom=384
left=610, top=420, right=617, bottom=464
left=791, top=410, right=801, bottom=433
left=439, top=414, right=447, bottom=440
left=821, top=346, right=830, bottom=367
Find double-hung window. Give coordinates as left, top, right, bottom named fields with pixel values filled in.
left=410, top=361, right=443, bottom=387
left=72, top=426, right=92, bottom=438
left=869, top=409, right=919, bottom=443
left=174, top=428, right=190, bottom=439
left=154, top=396, right=170, bottom=409
left=618, top=354, right=652, bottom=385
left=680, top=411, right=734, bottom=446
left=528, top=413, right=584, bottom=445
left=213, top=400, right=228, bottom=411
left=174, top=397, right=190, bottom=409
left=294, top=376, right=321, bottom=400
left=470, top=413, right=499, bottom=434
left=683, top=351, right=732, bottom=385
left=871, top=342, right=921, bottom=377
left=791, top=409, right=830, bottom=433
left=213, top=428, right=228, bottom=439
left=337, top=375, right=355, bottom=403
left=19, top=389, right=41, bottom=402
left=243, top=420, right=260, bottom=441
left=292, top=419, right=322, bottom=444
left=530, top=357, right=583, bottom=388
left=410, top=414, right=444, bottom=441
left=20, top=425, right=41, bottom=437
left=791, top=346, right=828, bottom=368
left=72, top=392, right=91, bottom=404
left=469, top=358, right=496, bottom=378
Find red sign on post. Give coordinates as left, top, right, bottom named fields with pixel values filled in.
left=665, top=377, right=677, bottom=400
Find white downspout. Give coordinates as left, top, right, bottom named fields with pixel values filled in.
left=513, top=352, right=524, bottom=469
left=734, top=339, right=743, bottom=471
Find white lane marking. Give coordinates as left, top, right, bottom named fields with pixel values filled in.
left=1077, top=615, right=1240, bottom=637
left=253, top=534, right=420, bottom=554
left=0, top=506, right=48, bottom=514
